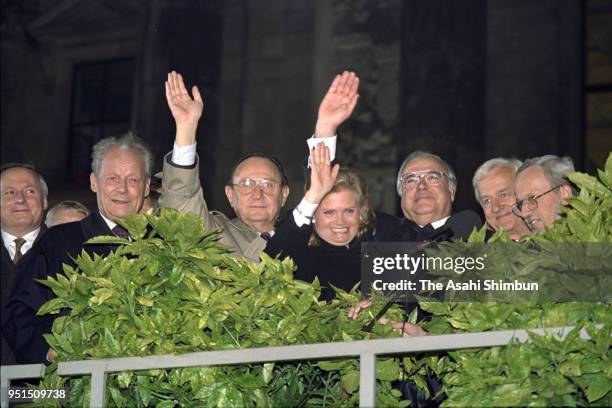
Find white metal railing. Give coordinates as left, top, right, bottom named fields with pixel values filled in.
left=1, top=325, right=592, bottom=408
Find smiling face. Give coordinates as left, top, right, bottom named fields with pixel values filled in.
left=477, top=165, right=529, bottom=239
left=90, top=147, right=150, bottom=223
left=0, top=167, right=47, bottom=236
left=314, top=188, right=360, bottom=246
left=400, top=157, right=454, bottom=226
left=224, top=157, right=289, bottom=233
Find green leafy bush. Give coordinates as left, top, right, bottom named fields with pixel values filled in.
left=35, top=210, right=411, bottom=407
left=417, top=153, right=612, bottom=406
left=34, top=155, right=611, bottom=406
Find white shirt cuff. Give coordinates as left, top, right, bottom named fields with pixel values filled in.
left=292, top=198, right=319, bottom=227
left=171, top=143, right=197, bottom=166
left=307, top=135, right=337, bottom=167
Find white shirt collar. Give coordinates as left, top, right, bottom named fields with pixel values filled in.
left=98, top=212, right=117, bottom=231
left=431, top=216, right=450, bottom=229
left=2, top=227, right=41, bottom=259
left=418, top=216, right=451, bottom=230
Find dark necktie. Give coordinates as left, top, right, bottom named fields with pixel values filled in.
left=13, top=237, right=26, bottom=264
left=112, top=225, right=130, bottom=239
left=260, top=232, right=272, bottom=241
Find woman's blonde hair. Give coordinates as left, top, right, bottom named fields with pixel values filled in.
left=307, top=167, right=374, bottom=247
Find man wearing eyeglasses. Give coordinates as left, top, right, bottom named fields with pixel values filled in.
left=224, top=153, right=290, bottom=237
left=472, top=158, right=530, bottom=240
left=161, top=71, right=289, bottom=262
left=395, top=151, right=465, bottom=241
left=513, top=155, right=575, bottom=233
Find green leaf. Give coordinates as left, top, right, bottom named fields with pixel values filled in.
left=135, top=296, right=154, bottom=307
left=341, top=370, right=360, bottom=394
left=156, top=399, right=177, bottom=408
left=90, top=288, right=115, bottom=306
left=585, top=374, right=612, bottom=402
left=262, top=363, right=274, bottom=384
left=118, top=214, right=150, bottom=239
left=38, top=297, right=69, bottom=315
left=376, top=359, right=399, bottom=381
left=117, top=372, right=132, bottom=388
left=86, top=235, right=130, bottom=246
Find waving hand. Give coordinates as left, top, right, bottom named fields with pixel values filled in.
left=315, top=71, right=360, bottom=137
left=304, top=143, right=340, bottom=204
left=165, top=71, right=203, bottom=146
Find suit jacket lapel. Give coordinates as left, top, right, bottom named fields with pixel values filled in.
left=81, top=213, right=113, bottom=239
left=230, top=218, right=265, bottom=261
left=1, top=235, right=10, bottom=264
left=33, top=225, right=47, bottom=245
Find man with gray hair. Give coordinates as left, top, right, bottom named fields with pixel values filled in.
left=1, top=163, right=49, bottom=364
left=472, top=158, right=530, bottom=240
left=45, top=200, right=90, bottom=227
left=3, top=132, right=152, bottom=364
left=396, top=151, right=481, bottom=241
left=513, top=155, right=575, bottom=233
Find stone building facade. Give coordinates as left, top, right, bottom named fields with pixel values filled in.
left=1, top=0, right=597, bottom=216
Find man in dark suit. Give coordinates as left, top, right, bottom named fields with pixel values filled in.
left=37, top=131, right=152, bottom=277
left=1, top=163, right=49, bottom=365
left=395, top=151, right=481, bottom=242
left=3, top=132, right=152, bottom=364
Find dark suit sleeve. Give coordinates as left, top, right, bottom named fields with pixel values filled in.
left=265, top=211, right=315, bottom=281
left=372, top=211, right=403, bottom=242
left=2, top=253, right=54, bottom=364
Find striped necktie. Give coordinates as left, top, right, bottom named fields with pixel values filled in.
left=13, top=237, right=26, bottom=264
left=112, top=225, right=130, bottom=239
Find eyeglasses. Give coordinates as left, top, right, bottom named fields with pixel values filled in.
left=400, top=170, right=447, bottom=191
left=480, top=190, right=515, bottom=208
left=512, top=185, right=562, bottom=216
left=230, top=178, right=280, bottom=195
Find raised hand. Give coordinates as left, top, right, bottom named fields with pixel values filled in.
left=315, top=71, right=360, bottom=137
left=165, top=71, right=203, bottom=146
left=304, top=143, right=340, bottom=204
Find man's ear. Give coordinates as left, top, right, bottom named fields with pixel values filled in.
left=280, top=186, right=290, bottom=207
left=42, top=197, right=48, bottom=211
left=225, top=185, right=235, bottom=208
left=90, top=173, right=98, bottom=194
left=559, top=184, right=573, bottom=205
left=144, top=177, right=151, bottom=198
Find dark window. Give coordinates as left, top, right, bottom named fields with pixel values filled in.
left=68, top=58, right=134, bottom=184
left=585, top=0, right=612, bottom=173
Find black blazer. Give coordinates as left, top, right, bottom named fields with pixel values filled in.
left=3, top=213, right=120, bottom=364
left=1, top=226, right=46, bottom=365
left=266, top=211, right=402, bottom=301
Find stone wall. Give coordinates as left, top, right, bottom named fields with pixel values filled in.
left=1, top=0, right=586, bottom=215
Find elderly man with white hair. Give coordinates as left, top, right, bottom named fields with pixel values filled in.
left=4, top=132, right=153, bottom=364
left=1, top=163, right=49, bottom=364
left=513, top=155, right=575, bottom=233
left=472, top=158, right=530, bottom=240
